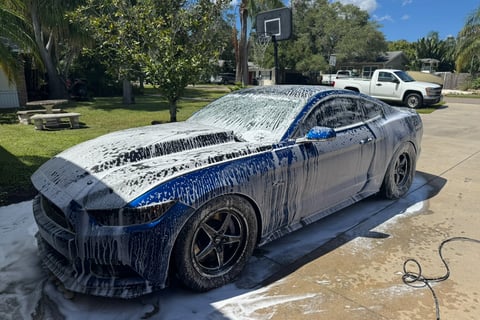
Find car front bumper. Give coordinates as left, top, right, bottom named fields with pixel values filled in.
left=423, top=95, right=443, bottom=106
left=33, top=194, right=194, bottom=298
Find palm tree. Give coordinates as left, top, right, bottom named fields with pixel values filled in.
left=0, top=0, right=36, bottom=82
left=456, top=6, right=480, bottom=74
left=2, top=0, right=88, bottom=99
left=25, top=0, right=87, bottom=99
left=237, top=0, right=284, bottom=85
left=414, top=32, right=454, bottom=72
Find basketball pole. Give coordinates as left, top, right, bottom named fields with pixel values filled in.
left=273, top=35, right=279, bottom=85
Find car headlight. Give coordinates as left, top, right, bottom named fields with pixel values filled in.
left=88, top=200, right=176, bottom=226
left=425, top=87, right=436, bottom=96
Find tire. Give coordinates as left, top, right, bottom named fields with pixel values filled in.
left=174, top=195, right=257, bottom=291
left=404, top=93, right=423, bottom=108
left=380, top=143, right=416, bottom=199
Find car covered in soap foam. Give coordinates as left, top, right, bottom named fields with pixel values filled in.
left=32, top=85, right=422, bottom=298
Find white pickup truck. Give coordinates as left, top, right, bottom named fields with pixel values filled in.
left=333, top=69, right=443, bottom=108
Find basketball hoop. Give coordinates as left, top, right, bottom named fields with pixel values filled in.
left=253, top=33, right=272, bottom=69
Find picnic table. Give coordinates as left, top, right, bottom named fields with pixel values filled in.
left=18, top=99, right=70, bottom=125
left=26, top=99, right=69, bottom=113
left=19, top=99, right=82, bottom=129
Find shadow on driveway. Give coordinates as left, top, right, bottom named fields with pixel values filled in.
left=237, top=170, right=446, bottom=289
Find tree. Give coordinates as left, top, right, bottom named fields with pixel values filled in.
left=0, top=0, right=36, bottom=81
left=73, top=0, right=229, bottom=121
left=442, top=36, right=457, bottom=72
left=142, top=0, right=229, bottom=121
left=413, top=32, right=455, bottom=72
left=456, top=6, right=480, bottom=74
left=23, top=0, right=87, bottom=99
left=71, top=0, right=148, bottom=104
left=207, top=11, right=236, bottom=78
left=327, top=3, right=386, bottom=63
left=279, top=0, right=387, bottom=73
left=1, top=0, right=89, bottom=100
left=388, top=40, right=416, bottom=69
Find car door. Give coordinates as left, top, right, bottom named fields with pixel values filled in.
left=357, top=97, right=390, bottom=192
left=287, top=96, right=376, bottom=223
left=373, top=71, right=401, bottom=99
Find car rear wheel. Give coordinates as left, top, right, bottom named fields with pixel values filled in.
left=381, top=143, right=416, bottom=199
left=174, top=195, right=257, bottom=291
left=404, top=93, right=423, bottom=108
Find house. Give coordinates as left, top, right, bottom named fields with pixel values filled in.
left=0, top=67, right=20, bottom=108
left=0, top=37, right=28, bottom=108
left=337, top=51, right=409, bottom=78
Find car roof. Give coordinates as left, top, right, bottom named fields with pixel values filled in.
left=237, top=85, right=335, bottom=100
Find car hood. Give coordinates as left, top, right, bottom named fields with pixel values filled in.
left=410, top=81, right=442, bottom=89
left=31, top=122, right=271, bottom=209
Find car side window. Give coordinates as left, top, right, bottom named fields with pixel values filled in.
left=378, top=72, right=395, bottom=82
left=294, top=97, right=364, bottom=138
left=359, top=98, right=384, bottom=120
left=338, top=97, right=364, bottom=126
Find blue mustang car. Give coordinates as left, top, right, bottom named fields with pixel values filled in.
left=32, top=86, right=422, bottom=298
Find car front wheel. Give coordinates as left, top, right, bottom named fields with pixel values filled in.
left=174, top=195, right=257, bottom=291
left=381, top=143, right=416, bottom=199
left=404, top=93, right=423, bottom=108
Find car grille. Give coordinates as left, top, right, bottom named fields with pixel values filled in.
left=429, top=86, right=442, bottom=96
left=41, top=195, right=74, bottom=232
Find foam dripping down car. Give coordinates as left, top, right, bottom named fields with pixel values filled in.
left=31, top=85, right=423, bottom=298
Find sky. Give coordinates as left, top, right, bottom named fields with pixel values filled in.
left=334, top=0, right=479, bottom=42
left=231, top=0, right=479, bottom=42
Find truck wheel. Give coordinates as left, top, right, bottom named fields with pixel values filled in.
left=174, top=195, right=257, bottom=291
left=404, top=93, right=422, bottom=108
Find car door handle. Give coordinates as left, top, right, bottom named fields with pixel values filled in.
left=376, top=83, right=382, bottom=86
left=360, top=137, right=373, bottom=144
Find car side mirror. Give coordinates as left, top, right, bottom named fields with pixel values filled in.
left=297, top=126, right=336, bottom=144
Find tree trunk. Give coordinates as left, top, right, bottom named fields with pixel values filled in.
left=239, top=3, right=249, bottom=86
left=169, top=98, right=177, bottom=122
left=30, top=5, right=67, bottom=100
left=122, top=79, right=134, bottom=104
left=233, top=26, right=241, bottom=83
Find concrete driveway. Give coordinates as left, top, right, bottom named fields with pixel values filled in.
left=227, top=97, right=480, bottom=320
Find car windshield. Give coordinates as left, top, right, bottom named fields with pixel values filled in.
left=187, top=92, right=307, bottom=143
left=394, top=70, right=415, bottom=82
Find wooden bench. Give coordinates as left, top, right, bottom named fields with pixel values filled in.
left=30, top=113, right=81, bottom=130
left=17, top=109, right=63, bottom=124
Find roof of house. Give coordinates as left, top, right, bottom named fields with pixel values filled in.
left=377, top=51, right=407, bottom=63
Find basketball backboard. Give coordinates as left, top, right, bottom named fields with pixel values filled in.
left=255, top=7, right=292, bottom=41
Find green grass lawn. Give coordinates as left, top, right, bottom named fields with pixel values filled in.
left=0, top=86, right=228, bottom=205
